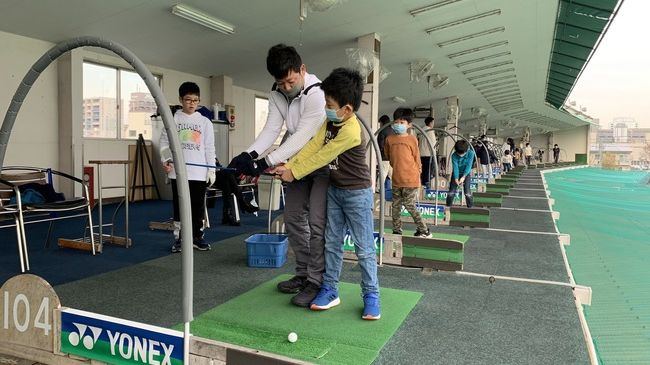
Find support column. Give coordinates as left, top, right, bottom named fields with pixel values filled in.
left=442, top=96, right=460, bottom=180
left=356, top=33, right=380, bottom=191
left=57, top=50, right=84, bottom=197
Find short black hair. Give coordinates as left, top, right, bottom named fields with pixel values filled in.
left=321, top=67, right=364, bottom=111
left=379, top=114, right=391, bottom=125
left=179, top=82, right=200, bottom=98
left=424, top=116, right=434, bottom=126
left=504, top=149, right=510, bottom=155
left=393, top=108, right=413, bottom=123
left=454, top=140, right=469, bottom=154
left=266, top=44, right=302, bottom=80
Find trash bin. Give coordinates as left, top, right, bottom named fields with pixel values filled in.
left=257, top=175, right=282, bottom=211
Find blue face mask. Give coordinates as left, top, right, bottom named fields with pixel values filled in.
left=392, top=124, right=407, bottom=134
left=325, top=108, right=342, bottom=122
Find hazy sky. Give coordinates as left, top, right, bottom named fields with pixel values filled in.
left=569, top=0, right=649, bottom=128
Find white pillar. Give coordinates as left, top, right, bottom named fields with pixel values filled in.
left=356, top=33, right=380, bottom=191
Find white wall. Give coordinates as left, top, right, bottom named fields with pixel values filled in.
left=1, top=30, right=279, bottom=199
left=551, top=125, right=590, bottom=162
left=530, top=133, right=551, bottom=162
left=230, top=85, right=269, bottom=161
left=0, top=31, right=59, bottom=169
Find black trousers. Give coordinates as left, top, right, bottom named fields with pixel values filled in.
left=171, top=179, right=207, bottom=240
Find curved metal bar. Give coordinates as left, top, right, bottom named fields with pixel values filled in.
left=474, top=139, right=494, bottom=178
left=0, top=37, right=195, bottom=337
left=369, top=123, right=439, bottom=191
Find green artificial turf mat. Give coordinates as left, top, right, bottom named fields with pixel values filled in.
left=385, top=228, right=470, bottom=244
left=474, top=197, right=502, bottom=204
left=402, top=245, right=463, bottom=263
left=450, top=212, right=490, bottom=223
left=178, top=274, right=422, bottom=365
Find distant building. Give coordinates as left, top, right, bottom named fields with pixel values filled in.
left=83, top=97, right=117, bottom=138
left=590, top=118, right=650, bottom=169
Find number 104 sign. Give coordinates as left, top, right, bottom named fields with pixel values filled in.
left=0, top=274, right=60, bottom=353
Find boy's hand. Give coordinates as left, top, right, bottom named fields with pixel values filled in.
left=278, top=168, right=295, bottom=183
left=270, top=165, right=287, bottom=176
left=163, top=161, right=173, bottom=173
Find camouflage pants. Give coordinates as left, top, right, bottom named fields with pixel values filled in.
left=392, top=187, right=427, bottom=232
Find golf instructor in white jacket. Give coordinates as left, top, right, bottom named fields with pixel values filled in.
left=229, top=44, right=328, bottom=307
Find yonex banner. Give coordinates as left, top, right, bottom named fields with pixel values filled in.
left=423, top=189, right=461, bottom=203
left=343, top=231, right=384, bottom=253
left=400, top=202, right=445, bottom=220
left=60, top=308, right=184, bottom=365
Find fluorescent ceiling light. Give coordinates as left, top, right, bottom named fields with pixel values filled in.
left=472, top=74, right=517, bottom=86
left=171, top=3, right=235, bottom=34
left=437, top=27, right=505, bottom=47
left=483, top=89, right=520, bottom=99
left=462, top=60, right=513, bottom=74
left=425, top=10, right=501, bottom=33
left=455, top=51, right=511, bottom=68
left=476, top=80, right=517, bottom=91
left=410, top=0, right=462, bottom=16
left=482, top=85, right=519, bottom=95
left=447, top=41, right=509, bottom=58
left=466, top=67, right=515, bottom=81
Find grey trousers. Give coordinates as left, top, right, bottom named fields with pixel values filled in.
left=284, top=168, right=329, bottom=286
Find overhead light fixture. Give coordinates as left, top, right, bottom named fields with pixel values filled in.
left=392, top=96, right=407, bottom=104
left=437, top=27, right=505, bottom=47
left=482, top=85, right=519, bottom=95
left=446, top=41, right=509, bottom=58
left=409, top=0, right=462, bottom=16
left=477, top=80, right=517, bottom=91
left=466, top=67, right=515, bottom=81
left=462, top=60, right=513, bottom=74
left=171, top=3, right=235, bottom=35
left=455, top=51, right=511, bottom=68
left=472, top=74, right=517, bottom=86
left=425, top=10, right=501, bottom=33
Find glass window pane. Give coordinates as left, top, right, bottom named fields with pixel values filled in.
left=120, top=70, right=157, bottom=140
left=255, top=97, right=285, bottom=145
left=83, top=63, right=117, bottom=138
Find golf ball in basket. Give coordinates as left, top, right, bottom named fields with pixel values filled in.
left=288, top=332, right=298, bottom=343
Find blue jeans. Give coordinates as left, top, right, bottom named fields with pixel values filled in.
left=323, top=186, right=379, bottom=295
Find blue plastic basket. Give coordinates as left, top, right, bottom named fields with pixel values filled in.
left=245, top=234, right=288, bottom=268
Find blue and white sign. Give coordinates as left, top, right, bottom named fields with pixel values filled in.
left=343, top=231, right=384, bottom=253
left=60, top=308, right=184, bottom=365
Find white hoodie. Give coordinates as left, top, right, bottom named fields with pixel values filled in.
left=246, top=72, right=326, bottom=166
left=159, top=111, right=215, bottom=181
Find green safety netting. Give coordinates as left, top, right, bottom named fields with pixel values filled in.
left=545, top=168, right=650, bottom=363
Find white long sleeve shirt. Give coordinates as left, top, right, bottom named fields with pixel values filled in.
left=246, top=72, right=326, bottom=166
left=159, top=111, right=215, bottom=181
left=418, top=128, right=437, bottom=157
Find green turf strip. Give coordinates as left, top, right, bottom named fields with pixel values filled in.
left=385, top=228, right=470, bottom=244
left=474, top=197, right=502, bottom=204
left=178, top=275, right=421, bottom=365
left=486, top=187, right=509, bottom=193
left=402, top=245, right=463, bottom=263
left=450, top=212, right=490, bottom=223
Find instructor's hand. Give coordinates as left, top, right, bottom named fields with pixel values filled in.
left=228, top=151, right=258, bottom=174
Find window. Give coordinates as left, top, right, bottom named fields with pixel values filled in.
left=254, top=96, right=285, bottom=146
left=83, top=62, right=160, bottom=139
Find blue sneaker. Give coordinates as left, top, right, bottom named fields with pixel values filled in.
left=310, top=286, right=340, bottom=311
left=362, top=293, right=381, bottom=320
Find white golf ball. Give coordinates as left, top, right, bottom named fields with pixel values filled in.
left=288, top=332, right=298, bottom=343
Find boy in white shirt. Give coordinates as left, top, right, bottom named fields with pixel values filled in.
left=160, top=82, right=215, bottom=253
left=501, top=150, right=513, bottom=172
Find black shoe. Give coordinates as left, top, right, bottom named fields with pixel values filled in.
left=291, top=281, right=321, bottom=307
left=193, top=238, right=211, bottom=251
left=171, top=239, right=181, bottom=253
left=392, top=229, right=403, bottom=235
left=221, top=209, right=240, bottom=226
left=240, top=199, right=259, bottom=213
left=277, top=276, right=307, bottom=294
